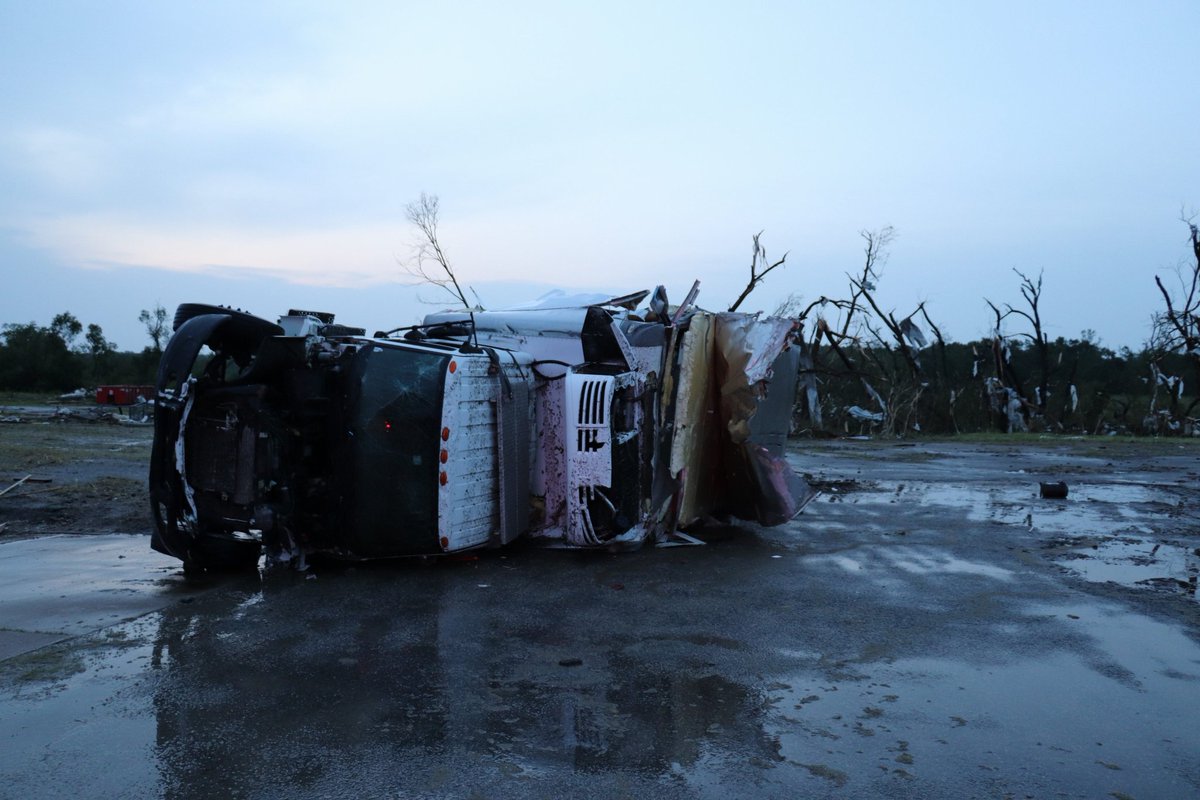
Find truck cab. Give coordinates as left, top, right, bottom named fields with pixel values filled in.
left=149, top=292, right=811, bottom=570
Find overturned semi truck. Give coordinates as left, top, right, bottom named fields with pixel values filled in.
left=149, top=287, right=815, bottom=570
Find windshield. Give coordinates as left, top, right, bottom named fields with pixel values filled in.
left=341, top=344, right=449, bottom=556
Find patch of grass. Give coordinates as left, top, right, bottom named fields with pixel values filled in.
left=28, top=476, right=145, bottom=501
left=946, top=432, right=1200, bottom=449
left=0, top=423, right=152, bottom=472
left=1, top=631, right=142, bottom=685
left=881, top=450, right=944, bottom=463
left=9, top=648, right=87, bottom=683
left=0, top=391, right=59, bottom=406
left=0, top=434, right=71, bottom=470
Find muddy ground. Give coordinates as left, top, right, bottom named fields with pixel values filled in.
left=0, top=422, right=1198, bottom=799
left=0, top=416, right=151, bottom=537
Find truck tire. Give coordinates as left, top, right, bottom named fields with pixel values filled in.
left=173, top=303, right=281, bottom=338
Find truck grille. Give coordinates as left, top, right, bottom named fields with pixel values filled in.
left=576, top=379, right=608, bottom=451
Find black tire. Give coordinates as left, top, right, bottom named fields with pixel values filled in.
left=171, top=303, right=283, bottom=366
left=174, top=303, right=278, bottom=334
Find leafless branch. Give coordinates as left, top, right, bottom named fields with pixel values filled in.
left=1152, top=219, right=1200, bottom=355
left=771, top=292, right=804, bottom=318
left=728, top=231, right=789, bottom=313
left=401, top=193, right=472, bottom=309
left=836, top=226, right=894, bottom=339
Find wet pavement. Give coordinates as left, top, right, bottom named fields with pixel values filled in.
left=1, top=439, right=1198, bottom=799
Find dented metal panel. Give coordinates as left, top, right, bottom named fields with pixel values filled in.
left=670, top=313, right=719, bottom=526
left=439, top=353, right=499, bottom=552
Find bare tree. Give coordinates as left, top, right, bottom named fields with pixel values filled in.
left=789, top=225, right=954, bottom=436
left=771, top=292, right=804, bottom=318
left=989, top=269, right=1051, bottom=415
left=139, top=305, right=169, bottom=355
left=1151, top=216, right=1200, bottom=421
left=832, top=226, right=895, bottom=342
left=402, top=193, right=472, bottom=309
left=792, top=227, right=898, bottom=383
left=1153, top=219, right=1200, bottom=361
left=728, top=231, right=788, bottom=313
left=983, top=298, right=1030, bottom=431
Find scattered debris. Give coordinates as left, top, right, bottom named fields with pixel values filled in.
left=0, top=406, right=149, bottom=425
left=847, top=405, right=884, bottom=423
left=1040, top=481, right=1069, bottom=499
left=0, top=475, right=32, bottom=498
left=804, top=477, right=866, bottom=494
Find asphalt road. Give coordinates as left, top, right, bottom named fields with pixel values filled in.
left=1, top=439, right=1198, bottom=799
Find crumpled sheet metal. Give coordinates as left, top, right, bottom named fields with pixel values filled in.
left=668, top=312, right=809, bottom=528
left=669, top=313, right=718, bottom=525
left=741, top=442, right=815, bottom=526
left=713, top=313, right=796, bottom=444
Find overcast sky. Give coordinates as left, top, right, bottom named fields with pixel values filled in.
left=2, top=1, right=1197, bottom=352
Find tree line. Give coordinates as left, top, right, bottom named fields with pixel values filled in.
left=0, top=306, right=167, bottom=392
left=782, top=220, right=1199, bottom=437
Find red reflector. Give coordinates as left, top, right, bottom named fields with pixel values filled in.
left=441, top=427, right=450, bottom=441
left=440, top=449, right=448, bottom=463
left=449, top=360, right=457, bottom=373
left=384, top=421, right=392, bottom=431
left=440, top=536, right=449, bottom=549
left=439, top=471, right=448, bottom=486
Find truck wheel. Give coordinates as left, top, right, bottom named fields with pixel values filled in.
left=171, top=303, right=283, bottom=367
left=173, top=303, right=281, bottom=338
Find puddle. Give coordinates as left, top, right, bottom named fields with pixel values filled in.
left=809, top=546, right=1013, bottom=582
left=763, top=603, right=1200, bottom=797
left=1056, top=537, right=1200, bottom=600
left=0, top=616, right=162, bottom=797
left=818, top=481, right=1190, bottom=539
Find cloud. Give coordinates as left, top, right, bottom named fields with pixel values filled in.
left=11, top=210, right=689, bottom=292
left=6, top=126, right=110, bottom=192
left=17, top=214, right=405, bottom=285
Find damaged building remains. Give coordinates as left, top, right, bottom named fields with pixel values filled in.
left=149, top=288, right=814, bottom=570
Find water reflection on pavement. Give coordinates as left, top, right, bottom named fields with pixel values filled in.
left=2, top=441, right=1199, bottom=798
